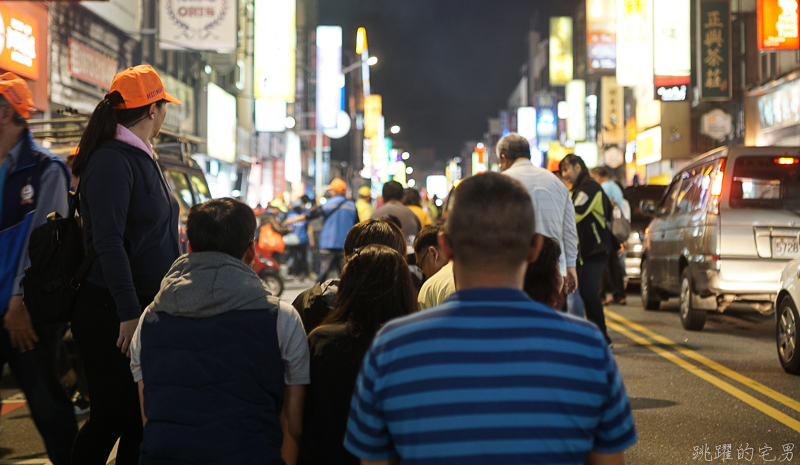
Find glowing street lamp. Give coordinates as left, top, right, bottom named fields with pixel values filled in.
left=390, top=125, right=401, bottom=134
left=402, top=151, right=410, bottom=160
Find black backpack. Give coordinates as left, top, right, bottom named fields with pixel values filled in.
left=21, top=189, right=96, bottom=326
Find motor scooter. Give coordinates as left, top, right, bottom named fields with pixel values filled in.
left=253, top=243, right=284, bottom=297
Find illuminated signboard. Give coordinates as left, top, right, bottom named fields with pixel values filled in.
left=758, top=0, right=799, bottom=50
left=255, top=98, right=287, bottom=133
left=0, top=2, right=39, bottom=80
left=534, top=92, right=558, bottom=152
left=636, top=126, right=662, bottom=165
left=517, top=106, right=537, bottom=142
left=316, top=26, right=343, bottom=130
left=617, top=0, right=653, bottom=86
left=587, top=0, right=616, bottom=71
left=566, top=80, right=586, bottom=141
left=549, top=17, right=573, bottom=86
left=207, top=83, right=237, bottom=163
left=160, top=0, right=237, bottom=50
left=254, top=0, right=296, bottom=101
left=654, top=0, right=691, bottom=98
left=601, top=76, right=624, bottom=144
left=364, top=94, right=382, bottom=139
left=699, top=0, right=732, bottom=100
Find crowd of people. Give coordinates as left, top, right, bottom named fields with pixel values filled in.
left=1, top=65, right=637, bottom=464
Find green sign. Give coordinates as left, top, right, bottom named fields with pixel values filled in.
left=699, top=0, right=732, bottom=101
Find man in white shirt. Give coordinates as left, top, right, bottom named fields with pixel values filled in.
left=500, top=133, right=579, bottom=297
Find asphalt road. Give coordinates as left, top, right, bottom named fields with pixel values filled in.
left=2, top=284, right=799, bottom=464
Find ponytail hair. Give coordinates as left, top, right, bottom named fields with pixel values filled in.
left=72, top=91, right=166, bottom=177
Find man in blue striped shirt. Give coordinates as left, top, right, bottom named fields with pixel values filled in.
left=345, top=172, right=637, bottom=465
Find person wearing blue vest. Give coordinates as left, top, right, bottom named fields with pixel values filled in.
left=129, top=198, right=310, bottom=464
left=0, top=73, right=77, bottom=465
left=285, top=178, right=358, bottom=283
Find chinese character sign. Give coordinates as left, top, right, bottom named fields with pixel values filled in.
left=616, top=0, right=654, bottom=85
left=699, top=0, right=731, bottom=101
left=758, top=0, right=800, bottom=50
left=587, top=0, right=617, bottom=71
left=601, top=76, right=625, bottom=144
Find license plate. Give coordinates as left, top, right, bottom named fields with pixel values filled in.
left=773, top=237, right=800, bottom=257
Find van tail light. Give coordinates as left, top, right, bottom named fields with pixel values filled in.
left=709, top=160, right=725, bottom=215
left=776, top=157, right=800, bottom=165
left=711, top=170, right=724, bottom=196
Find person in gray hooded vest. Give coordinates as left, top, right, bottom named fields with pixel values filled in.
left=129, top=198, right=310, bottom=464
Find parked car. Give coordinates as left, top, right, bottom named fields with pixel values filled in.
left=623, top=185, right=668, bottom=283
left=640, top=146, right=800, bottom=331
left=776, top=259, right=800, bottom=374
left=155, top=143, right=213, bottom=252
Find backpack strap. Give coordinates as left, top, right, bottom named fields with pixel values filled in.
left=68, top=182, right=97, bottom=290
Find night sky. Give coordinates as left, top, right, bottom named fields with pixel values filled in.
left=319, top=0, right=577, bottom=169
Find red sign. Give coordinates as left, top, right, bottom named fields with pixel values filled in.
left=758, top=0, right=800, bottom=50
left=0, top=2, right=39, bottom=80
left=68, top=39, right=118, bottom=90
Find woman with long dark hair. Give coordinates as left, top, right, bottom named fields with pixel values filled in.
left=70, top=65, right=183, bottom=464
left=302, top=244, right=417, bottom=465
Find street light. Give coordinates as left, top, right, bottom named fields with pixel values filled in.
left=284, top=116, right=296, bottom=129
left=402, top=151, right=410, bottom=160
left=406, top=167, right=413, bottom=174
left=390, top=125, right=400, bottom=134
left=341, top=56, right=378, bottom=75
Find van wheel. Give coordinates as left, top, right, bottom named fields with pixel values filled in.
left=641, top=258, right=661, bottom=311
left=680, top=269, right=707, bottom=331
left=777, top=297, right=800, bottom=375
left=259, top=271, right=284, bottom=297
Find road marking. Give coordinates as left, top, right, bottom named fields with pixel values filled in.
left=1, top=393, right=27, bottom=416
left=606, top=309, right=800, bottom=415
left=606, top=320, right=800, bottom=433
left=0, top=460, right=51, bottom=464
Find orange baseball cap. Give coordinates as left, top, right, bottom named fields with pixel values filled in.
left=326, top=178, right=348, bottom=193
left=0, top=73, right=36, bottom=119
left=107, top=65, right=182, bottom=109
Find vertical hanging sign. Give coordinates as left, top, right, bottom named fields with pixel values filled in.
left=549, top=17, right=574, bottom=86
left=601, top=76, right=625, bottom=144
left=698, top=0, right=732, bottom=101
left=616, top=0, right=654, bottom=85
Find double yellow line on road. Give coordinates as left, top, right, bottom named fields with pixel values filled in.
left=606, top=310, right=800, bottom=433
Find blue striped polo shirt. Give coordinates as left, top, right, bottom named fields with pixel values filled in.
left=344, top=288, right=637, bottom=464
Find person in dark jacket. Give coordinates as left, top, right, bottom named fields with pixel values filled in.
left=69, top=65, right=183, bottom=464
left=0, top=73, right=77, bottom=465
left=560, top=154, right=617, bottom=346
left=292, top=219, right=406, bottom=334
left=303, top=244, right=417, bottom=465
left=129, top=198, right=309, bottom=464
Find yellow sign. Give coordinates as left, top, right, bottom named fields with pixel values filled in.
left=254, top=0, right=296, bottom=102
left=549, top=17, right=573, bottom=86
left=364, top=95, right=382, bottom=139
left=617, top=0, right=653, bottom=85
left=356, top=27, right=368, bottom=54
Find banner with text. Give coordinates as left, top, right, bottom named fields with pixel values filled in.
left=160, top=0, right=237, bottom=51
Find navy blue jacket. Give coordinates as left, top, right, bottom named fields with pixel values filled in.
left=80, top=139, right=180, bottom=322
left=140, top=309, right=286, bottom=464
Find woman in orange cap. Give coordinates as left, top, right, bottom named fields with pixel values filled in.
left=69, top=65, right=182, bottom=464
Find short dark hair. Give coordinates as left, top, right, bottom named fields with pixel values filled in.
left=559, top=154, right=588, bottom=175
left=403, top=188, right=422, bottom=207
left=497, top=133, right=531, bottom=161
left=523, top=236, right=564, bottom=309
left=187, top=198, right=256, bottom=259
left=591, top=166, right=609, bottom=178
left=382, top=180, right=405, bottom=202
left=445, top=172, right=535, bottom=268
left=413, top=225, right=442, bottom=255
left=344, top=219, right=406, bottom=258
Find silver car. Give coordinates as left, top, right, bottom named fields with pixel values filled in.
left=640, top=146, right=800, bottom=331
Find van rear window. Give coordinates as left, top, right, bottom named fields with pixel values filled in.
left=730, top=156, right=800, bottom=209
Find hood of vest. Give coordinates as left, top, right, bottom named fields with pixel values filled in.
left=150, top=251, right=272, bottom=318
